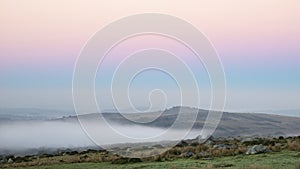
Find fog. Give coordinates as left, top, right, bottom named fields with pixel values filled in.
left=0, top=119, right=199, bottom=154
left=0, top=121, right=93, bottom=149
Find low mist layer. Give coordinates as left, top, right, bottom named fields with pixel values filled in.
left=0, top=119, right=198, bottom=155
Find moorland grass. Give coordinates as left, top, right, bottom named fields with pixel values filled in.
left=2, top=151, right=299, bottom=169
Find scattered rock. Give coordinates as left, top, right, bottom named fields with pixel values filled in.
left=213, top=144, right=231, bottom=150
left=199, top=151, right=206, bottom=157
left=241, top=137, right=254, bottom=143
left=199, top=151, right=211, bottom=157
left=204, top=140, right=215, bottom=146
left=246, top=145, right=271, bottom=155
left=184, top=151, right=195, bottom=158
left=185, top=135, right=202, bottom=146
left=8, top=158, right=13, bottom=163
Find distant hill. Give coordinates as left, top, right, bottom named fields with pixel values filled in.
left=0, top=108, right=75, bottom=121
left=57, top=106, right=300, bottom=137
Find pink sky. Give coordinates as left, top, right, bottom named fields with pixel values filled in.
left=0, top=0, right=300, bottom=110
left=1, top=0, right=299, bottom=68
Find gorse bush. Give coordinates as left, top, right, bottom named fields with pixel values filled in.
left=287, top=138, right=300, bottom=151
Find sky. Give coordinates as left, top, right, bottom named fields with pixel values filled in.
left=0, top=0, right=300, bottom=112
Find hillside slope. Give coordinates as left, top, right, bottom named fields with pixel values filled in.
left=59, top=107, right=300, bottom=137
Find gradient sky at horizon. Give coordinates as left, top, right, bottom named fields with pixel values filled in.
left=0, top=0, right=300, bottom=112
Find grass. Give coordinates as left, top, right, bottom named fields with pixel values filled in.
left=2, top=136, right=299, bottom=169
left=2, top=151, right=299, bottom=169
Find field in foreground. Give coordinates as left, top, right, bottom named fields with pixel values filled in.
left=1, top=136, right=300, bottom=169
left=2, top=151, right=300, bottom=169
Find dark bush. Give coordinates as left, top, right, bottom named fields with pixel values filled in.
left=111, top=157, right=129, bottom=164
left=111, top=157, right=142, bottom=164
left=128, top=158, right=142, bottom=163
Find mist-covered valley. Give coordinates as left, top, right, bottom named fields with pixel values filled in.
left=0, top=116, right=199, bottom=156
left=1, top=106, right=300, bottom=156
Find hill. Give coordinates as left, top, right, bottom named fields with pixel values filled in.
left=59, top=106, right=300, bottom=137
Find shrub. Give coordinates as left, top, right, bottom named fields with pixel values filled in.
left=269, top=144, right=281, bottom=152
left=153, top=154, right=165, bottom=162
left=287, top=139, right=300, bottom=151
left=195, top=144, right=209, bottom=153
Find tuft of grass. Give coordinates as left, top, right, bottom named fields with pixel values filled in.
left=213, top=163, right=234, bottom=168
left=295, top=161, right=300, bottom=169
left=244, top=165, right=272, bottom=169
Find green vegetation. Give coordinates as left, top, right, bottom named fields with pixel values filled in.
left=1, top=151, right=299, bottom=169
left=1, top=136, right=300, bottom=169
